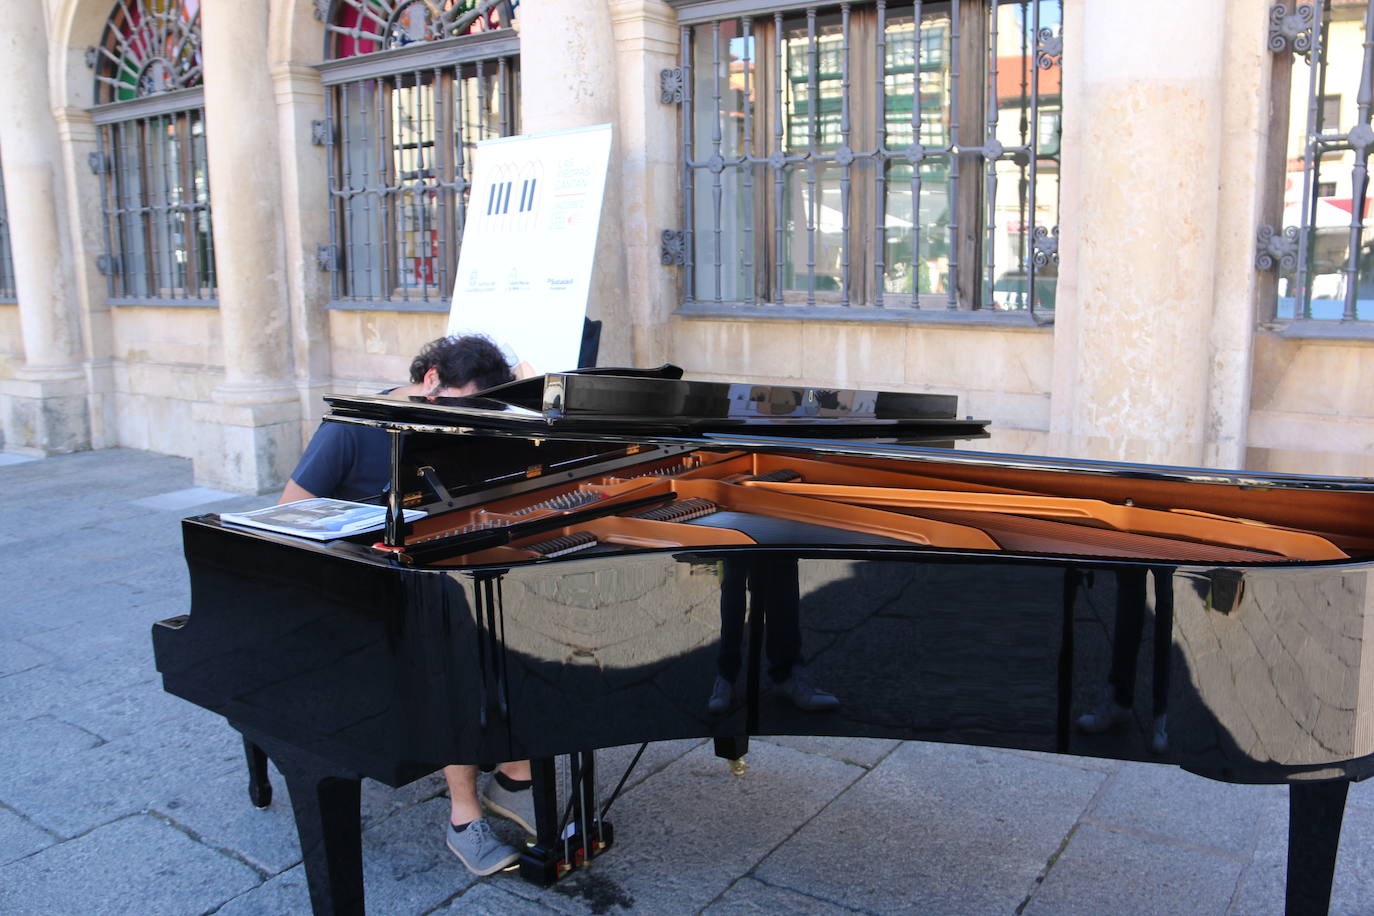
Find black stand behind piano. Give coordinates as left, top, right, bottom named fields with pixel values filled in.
left=153, top=368, right=1374, bottom=915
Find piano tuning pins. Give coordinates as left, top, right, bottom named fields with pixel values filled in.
left=634, top=459, right=697, bottom=479
left=510, top=490, right=603, bottom=516
left=632, top=498, right=718, bottom=523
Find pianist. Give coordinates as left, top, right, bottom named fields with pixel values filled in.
left=279, top=334, right=536, bottom=876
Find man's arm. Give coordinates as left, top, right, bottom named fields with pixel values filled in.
left=278, top=478, right=316, bottom=504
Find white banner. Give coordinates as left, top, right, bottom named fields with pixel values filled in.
left=447, top=123, right=612, bottom=375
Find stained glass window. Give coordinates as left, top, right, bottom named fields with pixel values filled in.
left=90, top=0, right=216, bottom=301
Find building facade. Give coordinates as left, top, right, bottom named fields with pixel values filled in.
left=0, top=0, right=1371, bottom=492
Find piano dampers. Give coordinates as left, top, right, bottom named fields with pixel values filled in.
left=525, top=531, right=599, bottom=557
left=744, top=469, right=802, bottom=483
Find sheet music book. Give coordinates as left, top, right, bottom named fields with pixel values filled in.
left=219, top=498, right=424, bottom=541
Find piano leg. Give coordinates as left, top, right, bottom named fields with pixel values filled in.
left=243, top=738, right=273, bottom=808
left=714, top=736, right=749, bottom=775
left=1286, top=780, right=1349, bottom=916
left=239, top=728, right=365, bottom=916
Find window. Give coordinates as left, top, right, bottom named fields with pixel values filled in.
left=1276, top=0, right=1374, bottom=321
left=671, top=0, right=1062, bottom=316
left=319, top=0, right=520, bottom=306
left=0, top=158, right=15, bottom=300
left=88, top=0, right=216, bottom=302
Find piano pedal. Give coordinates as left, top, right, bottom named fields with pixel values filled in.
left=520, top=821, right=615, bottom=886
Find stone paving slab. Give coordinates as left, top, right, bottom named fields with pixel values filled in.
left=503, top=740, right=866, bottom=916
left=4, top=448, right=1374, bottom=916
left=437, top=882, right=561, bottom=915
left=0, top=806, right=55, bottom=867
left=703, top=878, right=866, bottom=914
left=0, top=814, right=260, bottom=916
left=754, top=741, right=1108, bottom=915
left=1025, top=822, right=1245, bottom=916
left=1084, top=761, right=1285, bottom=858
left=129, top=486, right=242, bottom=511
left=1228, top=785, right=1374, bottom=916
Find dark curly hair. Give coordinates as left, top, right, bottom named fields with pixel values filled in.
left=408, top=335, right=515, bottom=392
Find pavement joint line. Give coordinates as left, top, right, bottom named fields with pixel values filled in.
left=1014, top=751, right=1123, bottom=914
left=735, top=874, right=876, bottom=915
left=42, top=713, right=111, bottom=749
left=0, top=797, right=65, bottom=845
left=1014, top=820, right=1080, bottom=915
left=711, top=744, right=873, bottom=905
left=145, top=807, right=280, bottom=881
left=1075, top=815, right=1255, bottom=864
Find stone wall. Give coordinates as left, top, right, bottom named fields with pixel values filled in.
left=0, top=0, right=1372, bottom=488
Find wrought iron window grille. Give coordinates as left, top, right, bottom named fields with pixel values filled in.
left=318, top=0, right=520, bottom=309
left=87, top=1, right=216, bottom=304
left=666, top=0, right=1063, bottom=320
left=0, top=158, right=15, bottom=300
left=1266, top=0, right=1374, bottom=323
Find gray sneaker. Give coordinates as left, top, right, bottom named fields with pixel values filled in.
left=775, top=670, right=840, bottom=711
left=446, top=818, right=520, bottom=876
left=707, top=675, right=734, bottom=715
left=482, top=779, right=536, bottom=836
left=1076, top=688, right=1131, bottom=733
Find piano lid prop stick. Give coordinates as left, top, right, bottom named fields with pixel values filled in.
left=398, top=491, right=678, bottom=565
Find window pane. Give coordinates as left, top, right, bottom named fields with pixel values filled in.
left=882, top=10, right=954, bottom=300
left=690, top=20, right=755, bottom=302
left=884, top=161, right=953, bottom=298
left=984, top=0, right=1060, bottom=313
left=0, top=156, right=14, bottom=299
left=780, top=18, right=844, bottom=297
left=332, top=61, right=518, bottom=301
left=1282, top=2, right=1374, bottom=320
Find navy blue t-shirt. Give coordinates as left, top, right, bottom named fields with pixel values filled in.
left=290, top=415, right=391, bottom=502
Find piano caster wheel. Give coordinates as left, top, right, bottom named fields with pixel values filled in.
left=729, top=758, right=747, bottom=776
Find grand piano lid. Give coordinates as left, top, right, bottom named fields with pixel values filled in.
left=323, top=366, right=990, bottom=441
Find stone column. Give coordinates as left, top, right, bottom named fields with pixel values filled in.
left=271, top=62, right=334, bottom=445
left=520, top=0, right=631, bottom=367
left=194, top=0, right=300, bottom=491
left=1050, top=0, right=1245, bottom=467
left=0, top=0, right=90, bottom=454
left=609, top=1, right=680, bottom=368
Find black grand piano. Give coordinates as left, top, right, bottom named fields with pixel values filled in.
left=152, top=367, right=1374, bottom=915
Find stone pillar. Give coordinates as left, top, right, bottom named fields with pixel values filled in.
left=609, top=1, right=680, bottom=369
left=54, top=106, right=118, bottom=450
left=194, top=0, right=300, bottom=492
left=0, top=0, right=90, bottom=454
left=1051, top=0, right=1243, bottom=467
left=271, top=62, right=334, bottom=445
left=520, top=0, right=632, bottom=367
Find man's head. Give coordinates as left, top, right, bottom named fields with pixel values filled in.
left=409, top=335, right=515, bottom=398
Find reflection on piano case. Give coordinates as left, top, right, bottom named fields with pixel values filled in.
left=153, top=366, right=1374, bottom=916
